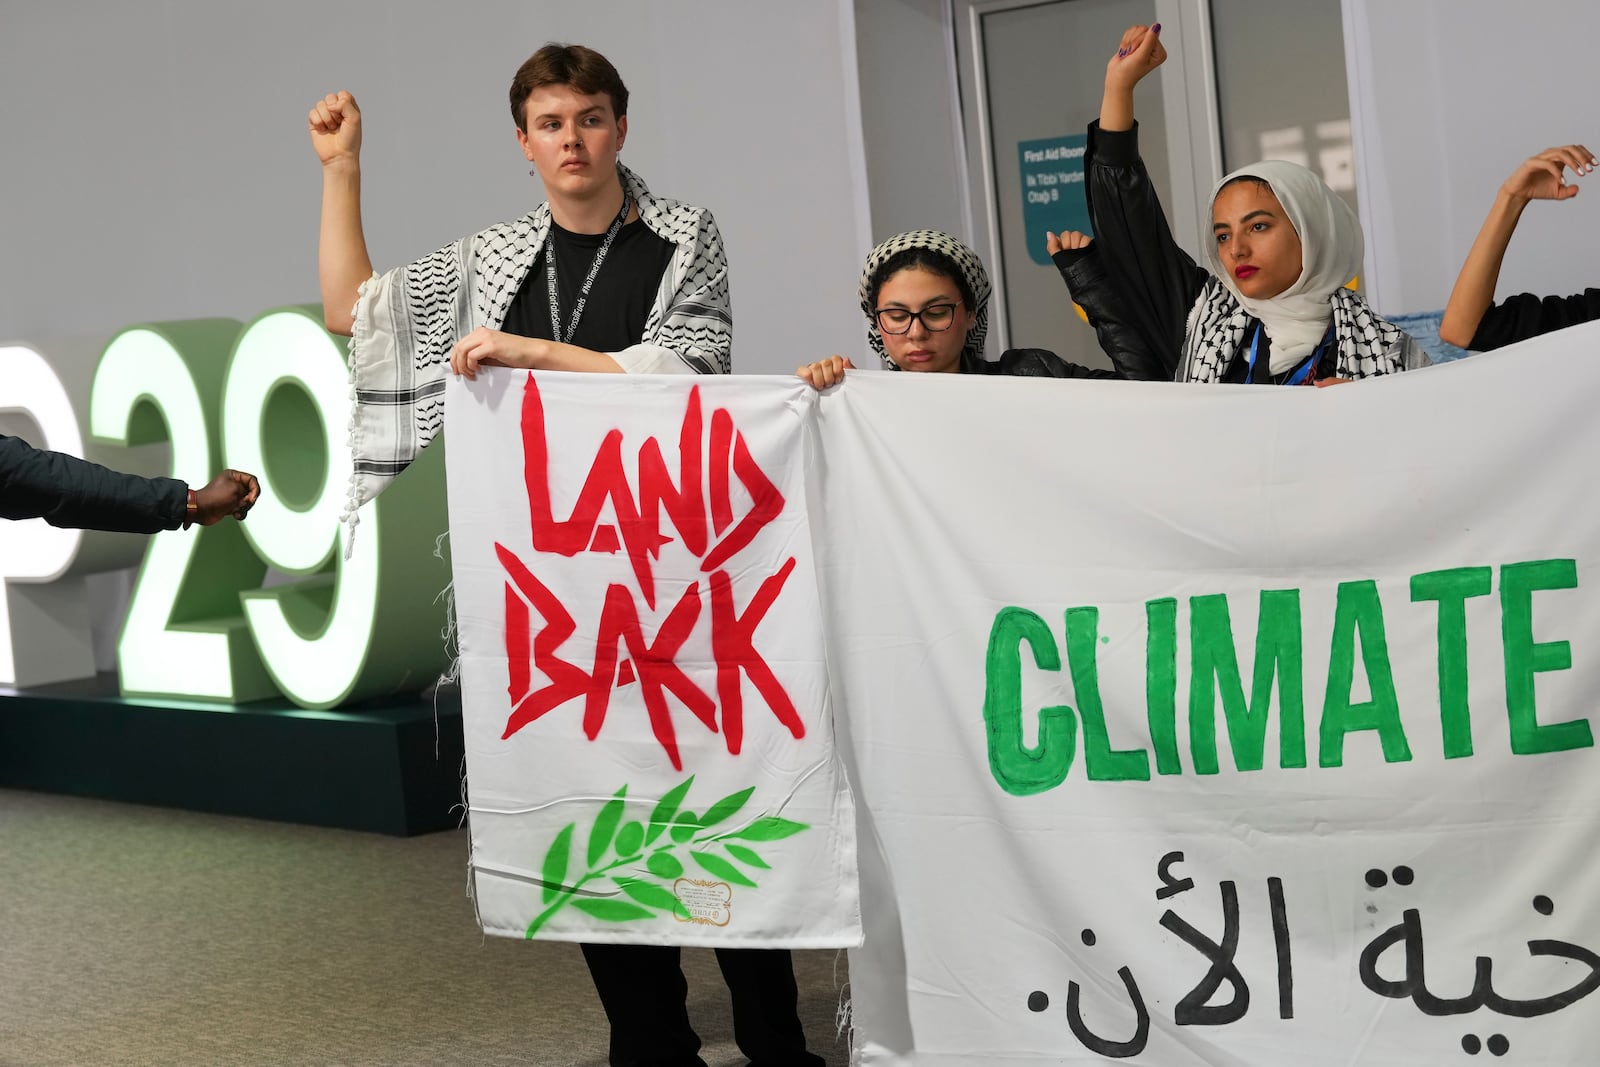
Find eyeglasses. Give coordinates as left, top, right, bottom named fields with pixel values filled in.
left=874, top=302, right=962, bottom=335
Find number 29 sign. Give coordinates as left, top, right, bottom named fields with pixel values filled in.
left=1, top=306, right=450, bottom=710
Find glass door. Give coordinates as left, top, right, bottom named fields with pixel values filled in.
left=954, top=0, right=1221, bottom=367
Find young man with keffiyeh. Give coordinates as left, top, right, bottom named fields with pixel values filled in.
left=311, top=45, right=732, bottom=522
left=309, top=42, right=821, bottom=1067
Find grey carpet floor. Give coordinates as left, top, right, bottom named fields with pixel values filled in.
left=0, top=789, right=851, bottom=1066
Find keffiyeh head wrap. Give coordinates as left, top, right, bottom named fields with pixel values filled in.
left=858, top=230, right=990, bottom=370
left=1205, top=160, right=1364, bottom=373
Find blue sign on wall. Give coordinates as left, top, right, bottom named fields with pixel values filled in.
left=1018, top=134, right=1091, bottom=265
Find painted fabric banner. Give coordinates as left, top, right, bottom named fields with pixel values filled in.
left=443, top=326, right=1600, bottom=1060
left=821, top=325, right=1600, bottom=1064
left=445, top=371, right=859, bottom=947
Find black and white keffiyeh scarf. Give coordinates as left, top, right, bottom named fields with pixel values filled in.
left=343, top=163, right=732, bottom=530
left=1182, top=158, right=1411, bottom=383
left=1178, top=278, right=1406, bottom=383
left=858, top=230, right=990, bottom=370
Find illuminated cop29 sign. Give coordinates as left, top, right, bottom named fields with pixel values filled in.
left=1, top=307, right=450, bottom=709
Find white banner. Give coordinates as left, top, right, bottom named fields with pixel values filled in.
left=823, top=326, right=1600, bottom=1064
left=445, top=324, right=1600, bottom=1062
left=446, top=371, right=859, bottom=948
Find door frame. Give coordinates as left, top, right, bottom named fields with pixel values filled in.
left=952, top=0, right=1223, bottom=353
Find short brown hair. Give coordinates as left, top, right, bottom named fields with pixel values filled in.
left=509, top=44, right=629, bottom=132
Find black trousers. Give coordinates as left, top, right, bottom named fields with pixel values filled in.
left=579, top=943, right=826, bottom=1067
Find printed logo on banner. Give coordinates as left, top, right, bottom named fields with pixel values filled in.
left=494, top=377, right=813, bottom=937
left=675, top=880, right=734, bottom=926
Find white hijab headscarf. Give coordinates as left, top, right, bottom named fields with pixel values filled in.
left=1205, top=160, right=1363, bottom=374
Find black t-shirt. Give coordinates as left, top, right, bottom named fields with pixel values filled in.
left=1220, top=321, right=1337, bottom=385
left=500, top=217, right=674, bottom=351
left=1469, top=288, right=1600, bottom=352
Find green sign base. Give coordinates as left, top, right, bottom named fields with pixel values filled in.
left=0, top=677, right=464, bottom=836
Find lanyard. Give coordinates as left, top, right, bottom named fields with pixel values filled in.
left=1245, top=324, right=1330, bottom=386
left=545, top=192, right=632, bottom=344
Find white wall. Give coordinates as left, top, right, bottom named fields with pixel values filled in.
left=853, top=0, right=970, bottom=246
left=1344, top=0, right=1600, bottom=315
left=0, top=1, right=872, bottom=377
left=1212, top=0, right=1356, bottom=216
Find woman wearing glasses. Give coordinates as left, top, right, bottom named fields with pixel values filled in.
left=798, top=229, right=1158, bottom=388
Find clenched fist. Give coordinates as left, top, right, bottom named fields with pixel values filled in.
left=308, top=90, right=363, bottom=167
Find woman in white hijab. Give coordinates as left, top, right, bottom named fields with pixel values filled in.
left=1066, top=23, right=1428, bottom=384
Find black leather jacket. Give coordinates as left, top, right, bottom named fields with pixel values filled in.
left=960, top=250, right=1170, bottom=381
left=0, top=433, right=187, bottom=533
left=960, top=346, right=1117, bottom=378
left=1050, top=244, right=1173, bottom=381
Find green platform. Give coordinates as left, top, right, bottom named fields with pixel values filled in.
left=0, top=675, right=465, bottom=835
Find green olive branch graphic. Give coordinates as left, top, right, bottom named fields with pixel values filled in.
left=524, top=776, right=810, bottom=938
